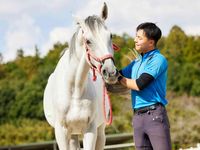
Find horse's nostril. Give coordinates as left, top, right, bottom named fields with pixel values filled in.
left=102, top=69, right=107, bottom=76
left=111, top=69, right=118, bottom=76
left=107, top=70, right=117, bottom=78
left=111, top=71, right=116, bottom=76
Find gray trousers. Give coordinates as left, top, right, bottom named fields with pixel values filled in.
left=133, top=105, right=172, bottom=150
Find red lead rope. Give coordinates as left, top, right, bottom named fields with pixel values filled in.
left=103, top=82, right=113, bottom=125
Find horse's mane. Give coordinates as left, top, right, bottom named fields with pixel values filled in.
left=69, top=15, right=105, bottom=58
left=69, top=29, right=79, bottom=58
left=85, top=15, right=105, bottom=34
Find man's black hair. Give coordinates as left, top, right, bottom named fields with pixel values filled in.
left=136, top=22, right=162, bottom=46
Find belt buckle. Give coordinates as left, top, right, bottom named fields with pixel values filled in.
left=149, top=105, right=156, bottom=110
left=134, top=103, right=158, bottom=114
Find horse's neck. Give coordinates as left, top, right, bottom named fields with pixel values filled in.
left=70, top=44, right=90, bottom=100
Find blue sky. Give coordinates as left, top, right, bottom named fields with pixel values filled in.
left=0, top=0, right=200, bottom=61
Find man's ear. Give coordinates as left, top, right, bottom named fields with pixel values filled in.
left=149, top=39, right=155, bottom=46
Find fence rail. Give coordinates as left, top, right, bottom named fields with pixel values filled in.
left=0, top=133, right=134, bottom=150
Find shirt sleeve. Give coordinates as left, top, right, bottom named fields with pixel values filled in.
left=136, top=73, right=154, bottom=90
left=120, top=61, right=135, bottom=78
left=144, top=55, right=168, bottom=79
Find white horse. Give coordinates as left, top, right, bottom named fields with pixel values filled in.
left=43, top=3, right=118, bottom=150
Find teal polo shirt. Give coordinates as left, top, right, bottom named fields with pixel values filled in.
left=121, top=49, right=168, bottom=109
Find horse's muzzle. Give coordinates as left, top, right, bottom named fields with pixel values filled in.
left=101, top=67, right=119, bottom=84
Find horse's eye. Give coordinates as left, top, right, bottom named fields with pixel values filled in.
left=110, top=34, right=113, bottom=39
left=86, top=40, right=91, bottom=45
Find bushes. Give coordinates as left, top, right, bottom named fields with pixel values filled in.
left=0, top=119, right=54, bottom=145
left=167, top=94, right=200, bottom=149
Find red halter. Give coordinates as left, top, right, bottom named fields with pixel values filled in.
left=84, top=38, right=114, bottom=81
left=84, top=38, right=120, bottom=80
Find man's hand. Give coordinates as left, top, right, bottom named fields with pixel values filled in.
left=105, top=71, right=130, bottom=94
left=118, top=75, right=123, bottom=82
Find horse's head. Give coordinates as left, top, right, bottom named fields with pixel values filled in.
left=75, top=3, right=118, bottom=84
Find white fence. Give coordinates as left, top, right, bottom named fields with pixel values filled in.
left=0, top=133, right=134, bottom=150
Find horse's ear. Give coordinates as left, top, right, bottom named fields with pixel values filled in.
left=101, top=2, right=108, bottom=21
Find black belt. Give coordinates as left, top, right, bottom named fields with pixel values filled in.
left=134, top=103, right=163, bottom=114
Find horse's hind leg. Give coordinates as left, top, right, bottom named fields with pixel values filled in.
left=55, top=121, right=70, bottom=150
left=95, top=123, right=106, bottom=150
left=69, top=135, right=80, bottom=150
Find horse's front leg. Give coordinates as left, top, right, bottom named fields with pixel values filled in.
left=83, top=122, right=97, bottom=150
left=55, top=120, right=70, bottom=150
left=95, top=123, right=106, bottom=150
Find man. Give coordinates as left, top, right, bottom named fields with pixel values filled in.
left=118, top=22, right=171, bottom=150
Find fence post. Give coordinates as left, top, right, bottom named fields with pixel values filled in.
left=53, top=142, right=57, bottom=150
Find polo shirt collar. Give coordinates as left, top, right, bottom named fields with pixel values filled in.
left=142, top=49, right=159, bottom=59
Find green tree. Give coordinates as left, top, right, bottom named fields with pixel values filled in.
left=35, top=45, right=40, bottom=58
left=16, top=48, right=24, bottom=59
left=112, top=33, right=134, bottom=69
left=0, top=52, right=3, bottom=64
left=163, top=25, right=188, bottom=92
left=0, top=84, right=16, bottom=123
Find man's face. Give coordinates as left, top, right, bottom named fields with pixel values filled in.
left=134, top=29, right=153, bottom=53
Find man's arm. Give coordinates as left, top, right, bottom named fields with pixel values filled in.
left=119, top=73, right=154, bottom=91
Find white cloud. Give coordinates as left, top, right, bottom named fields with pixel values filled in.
left=1, top=0, right=200, bottom=61
left=0, top=0, right=70, bottom=16
left=4, top=14, right=42, bottom=61
left=184, top=25, right=200, bottom=36
left=41, top=27, right=73, bottom=56
left=73, top=0, right=200, bottom=36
